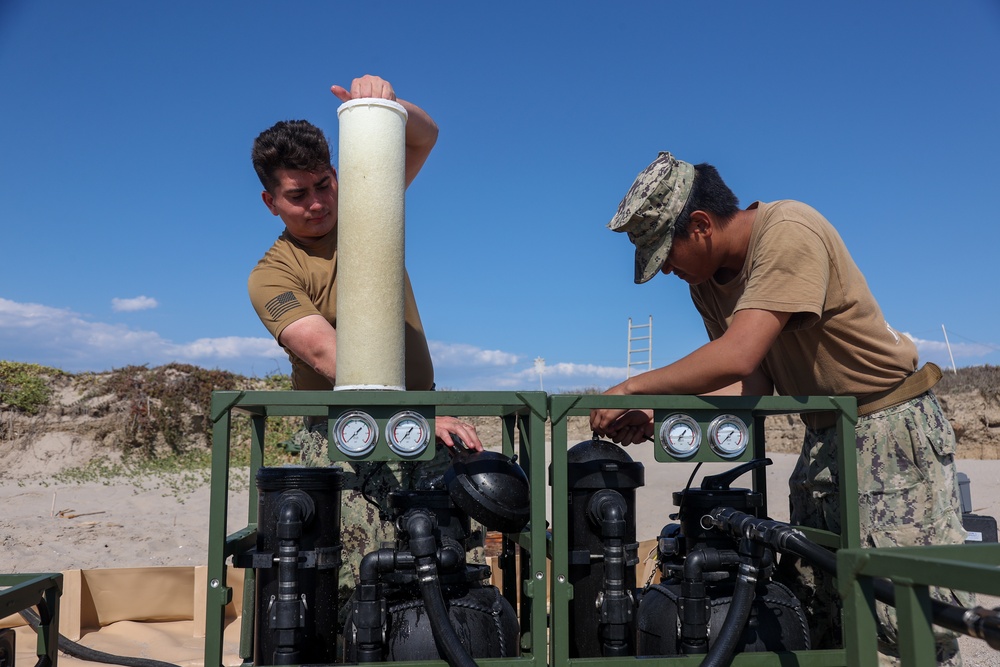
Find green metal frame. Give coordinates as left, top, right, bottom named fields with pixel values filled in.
left=0, top=572, right=63, bottom=667
left=838, top=543, right=1000, bottom=667
left=204, top=389, right=1000, bottom=666
left=203, top=389, right=548, bottom=667
left=547, top=394, right=860, bottom=667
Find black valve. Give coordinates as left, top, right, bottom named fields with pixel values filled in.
left=700, top=458, right=772, bottom=491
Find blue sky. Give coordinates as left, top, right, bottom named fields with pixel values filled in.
left=1, top=1, right=998, bottom=392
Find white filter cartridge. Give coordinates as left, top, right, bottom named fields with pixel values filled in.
left=334, top=98, right=408, bottom=391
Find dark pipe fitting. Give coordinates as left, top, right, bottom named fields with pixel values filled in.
left=678, top=548, right=741, bottom=655
left=354, top=549, right=394, bottom=662
left=436, top=537, right=465, bottom=572
left=275, top=490, right=314, bottom=540
left=401, top=509, right=438, bottom=559
left=358, top=548, right=400, bottom=589
left=587, top=489, right=628, bottom=539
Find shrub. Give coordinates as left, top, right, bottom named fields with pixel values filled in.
left=0, top=361, right=62, bottom=415
left=95, top=363, right=240, bottom=457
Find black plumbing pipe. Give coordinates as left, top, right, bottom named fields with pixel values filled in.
left=354, top=548, right=398, bottom=663
left=269, top=490, right=314, bottom=665
left=677, top=548, right=743, bottom=654
left=699, top=539, right=765, bottom=667
left=586, top=489, right=634, bottom=656
left=706, top=507, right=1000, bottom=650
left=404, top=510, right=479, bottom=667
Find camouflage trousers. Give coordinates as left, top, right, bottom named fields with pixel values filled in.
left=776, top=391, right=972, bottom=666
left=293, top=425, right=485, bottom=626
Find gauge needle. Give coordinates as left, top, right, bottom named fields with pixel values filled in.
left=349, top=425, right=363, bottom=441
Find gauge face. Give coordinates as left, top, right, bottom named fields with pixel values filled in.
left=333, top=410, right=378, bottom=456
left=708, top=414, right=749, bottom=458
left=387, top=411, right=431, bottom=456
left=659, top=414, right=702, bottom=458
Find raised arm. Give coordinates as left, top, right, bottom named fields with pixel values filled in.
left=590, top=308, right=787, bottom=444
left=331, top=74, right=439, bottom=187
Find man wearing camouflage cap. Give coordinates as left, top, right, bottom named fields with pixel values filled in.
left=590, top=152, right=970, bottom=665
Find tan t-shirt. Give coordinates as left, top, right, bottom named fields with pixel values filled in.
left=690, top=200, right=918, bottom=399
left=248, top=228, right=434, bottom=391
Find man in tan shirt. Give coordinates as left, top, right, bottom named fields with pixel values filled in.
left=248, top=74, right=483, bottom=609
left=591, top=152, right=969, bottom=665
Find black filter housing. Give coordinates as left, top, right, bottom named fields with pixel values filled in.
left=559, top=438, right=645, bottom=658
left=253, top=466, right=343, bottom=666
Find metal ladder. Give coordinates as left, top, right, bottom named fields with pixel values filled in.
left=626, top=316, right=652, bottom=378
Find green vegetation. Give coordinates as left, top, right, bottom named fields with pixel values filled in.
left=91, top=363, right=240, bottom=457
left=0, top=361, right=64, bottom=414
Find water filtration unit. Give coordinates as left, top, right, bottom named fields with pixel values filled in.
left=203, top=392, right=1000, bottom=667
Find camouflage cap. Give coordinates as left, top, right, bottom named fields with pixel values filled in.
left=607, top=152, right=695, bottom=284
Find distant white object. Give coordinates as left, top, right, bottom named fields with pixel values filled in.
left=534, top=357, right=545, bottom=391
left=335, top=98, right=409, bottom=391
left=942, top=324, right=958, bottom=375
left=627, top=316, right=653, bottom=379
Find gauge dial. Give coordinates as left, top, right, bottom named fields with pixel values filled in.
left=387, top=411, right=431, bottom=456
left=708, top=414, right=749, bottom=458
left=333, top=410, right=378, bottom=456
left=659, top=414, right=702, bottom=458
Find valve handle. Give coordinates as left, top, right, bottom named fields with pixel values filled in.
left=701, top=457, right=772, bottom=491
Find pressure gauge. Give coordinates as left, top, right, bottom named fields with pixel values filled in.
left=387, top=411, right=431, bottom=456
left=333, top=410, right=378, bottom=456
left=659, top=414, right=702, bottom=459
left=708, top=414, right=749, bottom=458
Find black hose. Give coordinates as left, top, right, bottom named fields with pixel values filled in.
left=18, top=606, right=181, bottom=667
left=700, top=540, right=763, bottom=667
left=405, top=510, right=479, bottom=667
left=707, top=507, right=1000, bottom=650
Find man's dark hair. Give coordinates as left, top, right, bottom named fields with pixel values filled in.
left=252, top=120, right=332, bottom=193
left=674, top=163, right=740, bottom=238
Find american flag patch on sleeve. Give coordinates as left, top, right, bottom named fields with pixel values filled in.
left=264, top=291, right=300, bottom=320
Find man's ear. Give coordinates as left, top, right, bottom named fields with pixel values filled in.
left=689, top=210, right=713, bottom=237
left=261, top=190, right=279, bottom=216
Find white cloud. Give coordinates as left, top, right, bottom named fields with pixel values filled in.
left=111, top=296, right=159, bottom=312
left=901, top=332, right=995, bottom=364
left=0, top=296, right=284, bottom=375
left=428, top=341, right=520, bottom=367
left=427, top=340, right=624, bottom=392
left=171, top=336, right=282, bottom=359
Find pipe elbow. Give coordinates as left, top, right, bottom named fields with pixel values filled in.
left=275, top=490, right=314, bottom=540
